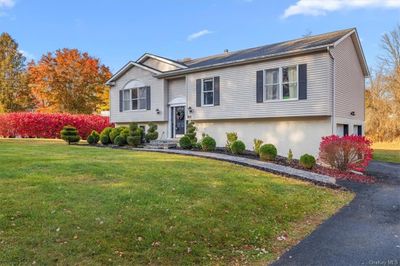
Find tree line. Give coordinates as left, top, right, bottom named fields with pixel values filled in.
left=366, top=24, right=400, bottom=142
left=0, top=32, right=111, bottom=114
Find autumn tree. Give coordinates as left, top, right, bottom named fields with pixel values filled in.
left=28, top=48, right=111, bottom=114
left=0, top=32, right=33, bottom=112
left=366, top=24, right=400, bottom=141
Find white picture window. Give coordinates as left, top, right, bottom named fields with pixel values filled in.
left=123, top=89, right=131, bottom=111
left=202, top=78, right=214, bottom=106
left=264, top=65, right=298, bottom=101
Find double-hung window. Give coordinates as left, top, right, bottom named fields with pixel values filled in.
left=264, top=65, right=298, bottom=101
left=202, top=78, right=214, bottom=106
left=123, top=87, right=147, bottom=111
left=131, top=87, right=147, bottom=110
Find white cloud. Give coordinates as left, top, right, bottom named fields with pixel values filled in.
left=19, top=49, right=35, bottom=61
left=282, top=0, right=400, bottom=18
left=187, top=29, right=213, bottom=41
left=0, top=0, right=15, bottom=8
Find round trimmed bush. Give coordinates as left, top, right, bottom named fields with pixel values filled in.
left=87, top=135, right=96, bottom=145
left=127, top=136, right=141, bottom=147
left=230, top=140, right=246, bottom=155
left=179, top=136, right=192, bottom=150
left=90, top=130, right=100, bottom=143
left=259, top=144, right=277, bottom=161
left=201, top=136, right=216, bottom=152
left=299, top=154, right=316, bottom=169
left=109, top=128, right=122, bottom=143
left=100, top=134, right=110, bottom=145
left=114, top=135, right=126, bottom=146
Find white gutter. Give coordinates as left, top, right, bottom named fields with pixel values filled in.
left=327, top=46, right=336, bottom=135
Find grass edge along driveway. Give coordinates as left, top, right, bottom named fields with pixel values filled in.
left=0, top=139, right=353, bottom=265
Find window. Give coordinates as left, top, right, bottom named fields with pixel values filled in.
left=354, top=125, right=362, bottom=136
left=132, top=87, right=147, bottom=110
left=343, top=124, right=349, bottom=136
left=123, top=89, right=131, bottom=111
left=202, top=78, right=214, bottom=106
left=122, top=87, right=147, bottom=111
left=264, top=65, right=298, bottom=101
left=265, top=68, right=279, bottom=100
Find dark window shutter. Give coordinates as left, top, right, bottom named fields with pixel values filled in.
left=299, top=64, right=307, bottom=100
left=196, top=79, right=202, bottom=107
left=213, top=76, right=220, bottom=106
left=146, top=86, right=151, bottom=110
left=256, top=70, right=263, bottom=103
left=119, top=90, right=123, bottom=112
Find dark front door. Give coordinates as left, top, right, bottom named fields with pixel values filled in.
left=175, top=106, right=185, bottom=135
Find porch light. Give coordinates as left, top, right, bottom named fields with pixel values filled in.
left=156, top=108, right=161, bottom=114
left=350, top=111, right=355, bottom=116
left=188, top=106, right=193, bottom=113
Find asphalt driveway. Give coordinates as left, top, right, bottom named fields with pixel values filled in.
left=272, top=161, right=400, bottom=266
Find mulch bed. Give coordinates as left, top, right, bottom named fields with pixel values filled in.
left=176, top=147, right=376, bottom=184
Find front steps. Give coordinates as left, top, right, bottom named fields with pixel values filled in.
left=145, top=139, right=178, bottom=149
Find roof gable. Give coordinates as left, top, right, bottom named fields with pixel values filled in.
left=105, top=61, right=161, bottom=85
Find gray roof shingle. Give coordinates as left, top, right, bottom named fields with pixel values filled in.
left=182, top=28, right=354, bottom=69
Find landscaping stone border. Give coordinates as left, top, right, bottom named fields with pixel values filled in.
left=123, top=147, right=338, bottom=188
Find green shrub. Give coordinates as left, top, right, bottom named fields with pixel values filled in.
left=100, top=134, right=110, bottom=145
left=100, top=127, right=113, bottom=138
left=259, top=144, right=277, bottom=161
left=90, top=130, right=100, bottom=144
left=253, top=139, right=263, bottom=155
left=145, top=123, right=158, bottom=142
left=201, top=135, right=216, bottom=152
left=87, top=135, right=96, bottom=145
left=288, top=149, right=293, bottom=164
left=225, top=132, right=238, bottom=152
left=114, top=135, right=126, bottom=146
left=109, top=127, right=122, bottom=143
left=230, top=140, right=246, bottom=155
left=185, top=121, right=197, bottom=144
left=179, top=136, right=192, bottom=149
left=128, top=123, right=144, bottom=145
left=299, top=154, right=316, bottom=169
left=127, top=136, right=141, bottom=147
left=60, top=125, right=80, bottom=145
left=119, top=127, right=130, bottom=142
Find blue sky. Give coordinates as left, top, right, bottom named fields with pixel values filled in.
left=1, top=0, right=399, bottom=72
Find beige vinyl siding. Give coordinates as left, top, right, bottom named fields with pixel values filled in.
left=168, top=78, right=186, bottom=102
left=142, top=57, right=180, bottom=72
left=110, top=66, right=167, bottom=123
left=186, top=52, right=332, bottom=121
left=332, top=36, right=365, bottom=120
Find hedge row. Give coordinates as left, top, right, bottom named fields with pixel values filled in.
left=0, top=112, right=112, bottom=139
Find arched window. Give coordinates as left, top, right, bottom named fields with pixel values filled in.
left=120, top=80, right=150, bottom=111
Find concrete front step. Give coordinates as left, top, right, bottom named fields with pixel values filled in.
left=145, top=139, right=178, bottom=149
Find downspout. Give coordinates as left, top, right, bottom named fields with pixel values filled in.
left=327, top=46, right=336, bottom=135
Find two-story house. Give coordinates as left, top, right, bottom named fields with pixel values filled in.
left=106, top=28, right=369, bottom=158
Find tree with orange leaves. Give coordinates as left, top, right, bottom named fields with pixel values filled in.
left=28, top=48, right=111, bottom=114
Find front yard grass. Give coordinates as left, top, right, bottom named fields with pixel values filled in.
left=373, top=142, right=400, bottom=163
left=0, top=139, right=353, bottom=265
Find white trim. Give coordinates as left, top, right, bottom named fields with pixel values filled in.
left=201, top=78, right=215, bottom=107
left=137, top=53, right=188, bottom=69
left=106, top=61, right=161, bottom=85
left=168, top=97, right=186, bottom=106
left=169, top=104, right=186, bottom=138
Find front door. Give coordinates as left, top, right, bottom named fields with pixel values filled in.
left=174, top=106, right=185, bottom=136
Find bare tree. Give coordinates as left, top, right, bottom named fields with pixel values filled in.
left=379, top=24, right=400, bottom=72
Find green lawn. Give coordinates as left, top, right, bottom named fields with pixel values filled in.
left=0, top=139, right=353, bottom=265
left=373, top=142, right=400, bottom=163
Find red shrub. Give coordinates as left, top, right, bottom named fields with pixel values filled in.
left=319, top=135, right=373, bottom=172
left=0, top=112, right=113, bottom=139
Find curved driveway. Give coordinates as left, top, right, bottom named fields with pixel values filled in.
left=272, top=161, right=400, bottom=266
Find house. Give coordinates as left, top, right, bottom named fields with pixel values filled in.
left=106, top=28, right=369, bottom=158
